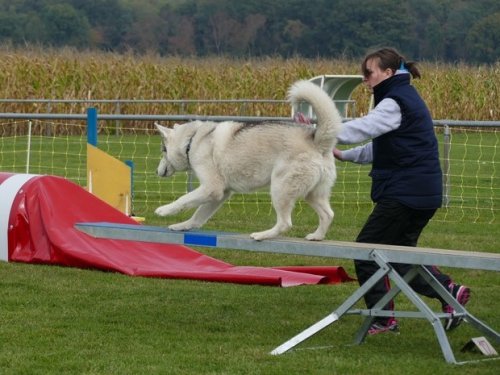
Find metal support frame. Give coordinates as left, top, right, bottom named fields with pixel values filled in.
left=74, top=222, right=500, bottom=364
left=270, top=250, right=500, bottom=364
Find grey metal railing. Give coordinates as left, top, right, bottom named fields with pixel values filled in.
left=0, top=111, right=498, bottom=211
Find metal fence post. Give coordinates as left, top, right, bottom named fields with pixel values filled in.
left=442, top=125, right=451, bottom=207
left=87, top=107, right=98, bottom=146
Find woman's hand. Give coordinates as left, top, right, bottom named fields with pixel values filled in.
left=333, top=148, right=343, bottom=161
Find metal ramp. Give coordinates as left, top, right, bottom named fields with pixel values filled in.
left=75, top=222, right=500, bottom=365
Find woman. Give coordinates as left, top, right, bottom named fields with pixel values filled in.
left=334, top=47, right=470, bottom=335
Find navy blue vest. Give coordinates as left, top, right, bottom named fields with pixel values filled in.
left=370, top=74, right=442, bottom=209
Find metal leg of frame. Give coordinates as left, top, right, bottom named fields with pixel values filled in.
left=352, top=260, right=421, bottom=344
left=416, top=266, right=500, bottom=345
left=271, top=249, right=499, bottom=364
left=270, top=264, right=391, bottom=355
left=366, top=252, right=457, bottom=363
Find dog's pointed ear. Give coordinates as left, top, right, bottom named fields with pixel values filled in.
left=154, top=122, right=170, bottom=138
left=154, top=122, right=163, bottom=131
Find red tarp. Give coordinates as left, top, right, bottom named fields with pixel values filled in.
left=0, top=173, right=353, bottom=287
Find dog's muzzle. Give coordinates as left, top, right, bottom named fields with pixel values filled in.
left=157, top=157, right=170, bottom=177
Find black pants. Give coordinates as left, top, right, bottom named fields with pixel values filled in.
left=354, top=200, right=451, bottom=320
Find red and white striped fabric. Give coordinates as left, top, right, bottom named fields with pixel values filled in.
left=0, top=173, right=39, bottom=261
left=0, top=173, right=353, bottom=287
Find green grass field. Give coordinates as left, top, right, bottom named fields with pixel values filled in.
left=0, top=253, right=498, bottom=374
left=0, top=124, right=499, bottom=374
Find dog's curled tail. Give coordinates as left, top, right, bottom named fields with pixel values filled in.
left=288, top=80, right=343, bottom=155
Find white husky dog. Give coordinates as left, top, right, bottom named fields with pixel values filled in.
left=154, top=80, right=342, bottom=240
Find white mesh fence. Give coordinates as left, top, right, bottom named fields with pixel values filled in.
left=0, top=119, right=498, bottom=227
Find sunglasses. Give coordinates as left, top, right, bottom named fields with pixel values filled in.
left=363, top=69, right=373, bottom=79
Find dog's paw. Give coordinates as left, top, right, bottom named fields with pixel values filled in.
left=250, top=231, right=276, bottom=241
left=305, top=232, right=325, bottom=241
left=155, top=206, right=167, bottom=216
left=155, top=204, right=176, bottom=217
left=250, top=232, right=264, bottom=241
left=168, top=222, right=194, bottom=231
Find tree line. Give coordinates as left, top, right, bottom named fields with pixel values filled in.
left=0, top=0, right=499, bottom=64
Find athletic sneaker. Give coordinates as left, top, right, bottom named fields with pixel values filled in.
left=368, top=318, right=399, bottom=335
left=442, top=283, right=471, bottom=331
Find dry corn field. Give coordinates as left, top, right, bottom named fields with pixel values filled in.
left=0, top=47, right=498, bottom=121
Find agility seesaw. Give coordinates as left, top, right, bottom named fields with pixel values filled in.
left=75, top=222, right=500, bottom=364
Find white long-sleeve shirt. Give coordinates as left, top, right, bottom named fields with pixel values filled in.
left=338, top=95, right=402, bottom=164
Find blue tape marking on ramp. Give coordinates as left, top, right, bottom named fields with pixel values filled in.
left=184, top=233, right=217, bottom=247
